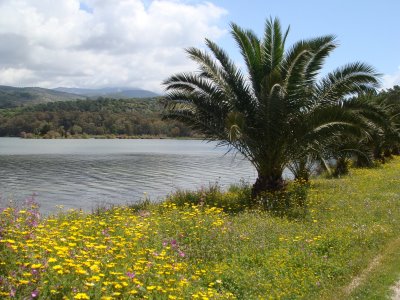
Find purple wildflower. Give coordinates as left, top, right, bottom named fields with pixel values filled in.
left=31, top=290, right=39, bottom=298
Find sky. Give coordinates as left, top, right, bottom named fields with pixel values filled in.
left=0, top=0, right=399, bottom=92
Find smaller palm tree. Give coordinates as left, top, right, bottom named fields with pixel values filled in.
left=163, top=17, right=379, bottom=198
left=308, top=96, right=391, bottom=176
left=371, top=86, right=400, bottom=158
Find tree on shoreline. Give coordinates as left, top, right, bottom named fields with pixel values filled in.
left=163, top=17, right=379, bottom=198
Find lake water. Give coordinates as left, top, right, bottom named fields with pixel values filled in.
left=0, top=138, right=257, bottom=214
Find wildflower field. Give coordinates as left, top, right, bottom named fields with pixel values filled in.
left=1, top=158, right=400, bottom=299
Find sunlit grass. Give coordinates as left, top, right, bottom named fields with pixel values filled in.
left=1, top=157, right=399, bottom=299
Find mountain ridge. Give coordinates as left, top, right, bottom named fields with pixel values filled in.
left=54, top=87, right=160, bottom=98
left=0, top=85, right=160, bottom=109
left=0, top=85, right=87, bottom=109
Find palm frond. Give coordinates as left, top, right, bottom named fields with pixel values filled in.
left=304, top=35, right=337, bottom=85
left=261, top=17, right=287, bottom=75
left=316, top=62, right=380, bottom=103
left=185, top=47, right=228, bottom=94
left=230, top=23, right=263, bottom=98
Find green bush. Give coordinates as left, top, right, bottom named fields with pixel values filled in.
left=257, top=179, right=310, bottom=218
left=166, top=180, right=309, bottom=217
left=166, top=182, right=253, bottom=213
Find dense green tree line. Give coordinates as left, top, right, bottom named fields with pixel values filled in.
left=0, top=98, right=194, bottom=138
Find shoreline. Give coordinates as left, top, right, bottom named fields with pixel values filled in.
left=1, top=134, right=204, bottom=140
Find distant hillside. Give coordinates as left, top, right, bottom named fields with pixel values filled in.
left=0, top=97, right=195, bottom=138
left=54, top=87, right=160, bottom=99
left=0, top=85, right=160, bottom=109
left=0, top=85, right=87, bottom=109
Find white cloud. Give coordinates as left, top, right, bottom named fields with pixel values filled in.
left=0, top=0, right=227, bottom=92
left=0, top=68, right=35, bottom=86
left=382, top=66, right=400, bottom=90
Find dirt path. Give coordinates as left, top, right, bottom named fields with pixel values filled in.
left=341, top=236, right=400, bottom=299
left=392, top=279, right=400, bottom=300
left=343, top=255, right=383, bottom=295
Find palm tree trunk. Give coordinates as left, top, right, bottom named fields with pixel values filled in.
left=251, top=174, right=285, bottom=198
left=373, top=147, right=385, bottom=163
left=333, top=157, right=349, bottom=177
left=293, top=159, right=311, bottom=182
left=392, top=146, right=400, bottom=156
left=384, top=149, right=392, bottom=158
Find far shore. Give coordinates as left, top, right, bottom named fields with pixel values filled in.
left=3, top=134, right=204, bottom=140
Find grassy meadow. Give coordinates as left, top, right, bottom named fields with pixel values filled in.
left=1, top=158, right=400, bottom=299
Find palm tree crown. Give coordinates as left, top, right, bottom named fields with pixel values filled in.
left=163, top=17, right=379, bottom=197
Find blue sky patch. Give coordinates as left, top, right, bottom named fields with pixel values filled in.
left=79, top=2, right=93, bottom=14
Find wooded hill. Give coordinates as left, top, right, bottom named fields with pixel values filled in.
left=0, top=85, right=161, bottom=109
left=0, top=97, right=194, bottom=138
left=0, top=85, right=87, bottom=109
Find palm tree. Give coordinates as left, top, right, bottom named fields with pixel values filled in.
left=285, top=96, right=386, bottom=180
left=306, top=96, right=391, bottom=177
left=371, top=86, right=400, bottom=158
left=163, top=17, right=379, bottom=198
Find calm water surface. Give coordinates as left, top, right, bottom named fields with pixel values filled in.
left=0, top=138, right=257, bottom=213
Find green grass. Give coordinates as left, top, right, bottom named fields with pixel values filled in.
left=343, top=234, right=400, bottom=299
left=344, top=237, right=400, bottom=300
left=1, top=158, right=400, bottom=299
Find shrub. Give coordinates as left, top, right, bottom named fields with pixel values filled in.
left=257, top=179, right=310, bottom=218
left=166, top=182, right=253, bottom=213
left=166, top=180, right=309, bottom=217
